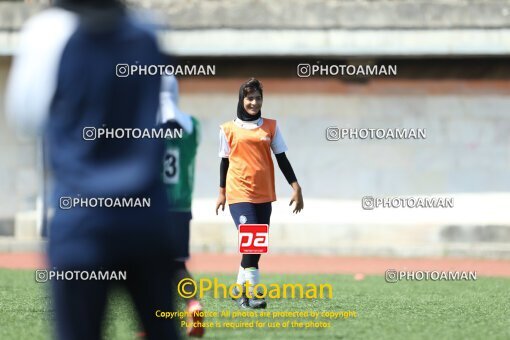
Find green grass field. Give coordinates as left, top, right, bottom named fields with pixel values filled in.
left=0, top=269, right=509, bottom=339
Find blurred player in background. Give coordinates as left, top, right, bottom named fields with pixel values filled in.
left=158, top=75, right=204, bottom=337
left=6, top=0, right=179, bottom=339
left=215, top=78, right=304, bottom=309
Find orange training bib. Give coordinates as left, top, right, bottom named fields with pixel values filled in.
left=221, top=118, right=277, bottom=204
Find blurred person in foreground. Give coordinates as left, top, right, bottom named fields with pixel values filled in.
left=158, top=75, right=204, bottom=337
left=6, top=0, right=179, bottom=339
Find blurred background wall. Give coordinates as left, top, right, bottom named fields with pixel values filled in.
left=1, top=0, right=510, bottom=257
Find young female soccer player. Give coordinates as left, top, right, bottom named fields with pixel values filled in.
left=159, top=75, right=204, bottom=337
left=215, top=78, right=304, bottom=309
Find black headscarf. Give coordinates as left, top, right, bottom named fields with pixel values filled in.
left=236, top=80, right=262, bottom=122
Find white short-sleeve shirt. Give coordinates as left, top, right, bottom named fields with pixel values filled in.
left=218, top=118, right=288, bottom=158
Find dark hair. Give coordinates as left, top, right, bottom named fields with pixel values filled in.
left=242, top=78, right=263, bottom=98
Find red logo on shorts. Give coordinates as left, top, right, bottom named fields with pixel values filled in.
left=239, top=224, right=269, bottom=254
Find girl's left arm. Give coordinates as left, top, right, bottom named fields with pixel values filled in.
left=275, top=152, right=304, bottom=213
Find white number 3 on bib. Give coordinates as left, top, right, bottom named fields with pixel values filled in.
left=163, top=147, right=180, bottom=184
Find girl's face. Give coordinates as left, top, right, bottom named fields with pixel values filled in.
left=243, top=90, right=262, bottom=116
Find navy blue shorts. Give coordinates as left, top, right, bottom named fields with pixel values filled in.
left=229, top=202, right=272, bottom=228
left=167, top=211, right=191, bottom=261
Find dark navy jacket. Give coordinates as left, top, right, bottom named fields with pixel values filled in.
left=6, top=6, right=174, bottom=267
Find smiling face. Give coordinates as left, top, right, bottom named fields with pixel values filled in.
left=243, top=90, right=263, bottom=116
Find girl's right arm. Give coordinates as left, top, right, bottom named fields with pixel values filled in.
left=215, top=158, right=229, bottom=215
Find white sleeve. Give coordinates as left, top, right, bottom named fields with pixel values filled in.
left=5, top=9, right=78, bottom=137
left=218, top=128, right=230, bottom=158
left=271, top=125, right=288, bottom=154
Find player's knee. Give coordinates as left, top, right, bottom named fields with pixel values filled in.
left=241, top=254, right=260, bottom=268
